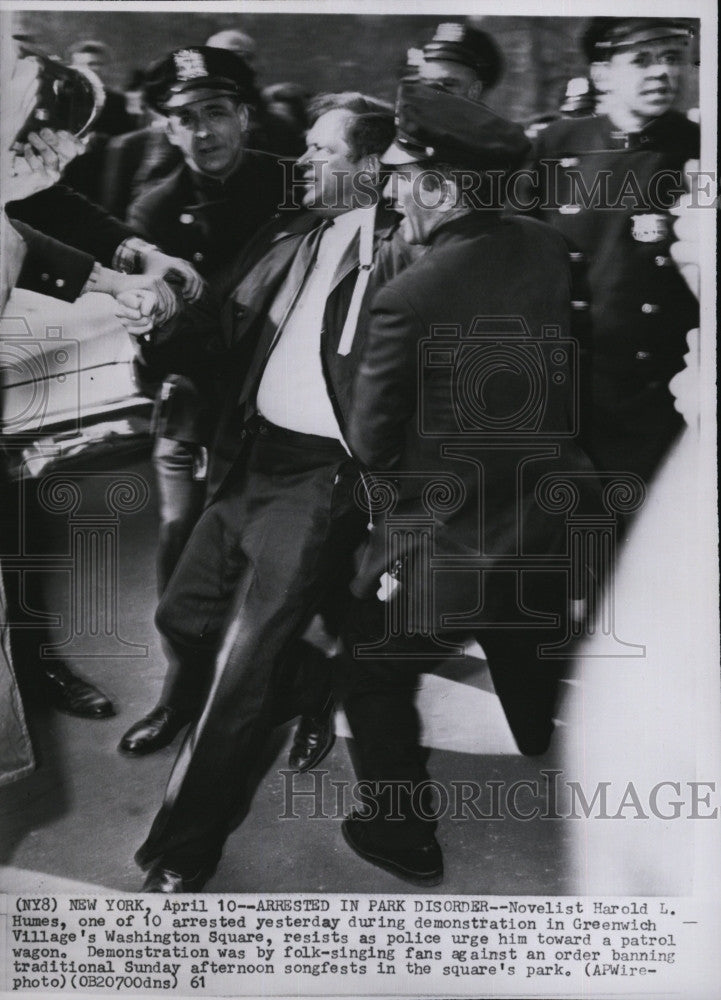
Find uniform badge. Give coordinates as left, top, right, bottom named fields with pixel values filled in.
left=173, top=49, right=208, bottom=81
left=435, top=23, right=466, bottom=42
left=631, top=213, right=668, bottom=243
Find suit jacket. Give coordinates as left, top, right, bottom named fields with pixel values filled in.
left=142, top=205, right=414, bottom=501
left=348, top=211, right=599, bottom=622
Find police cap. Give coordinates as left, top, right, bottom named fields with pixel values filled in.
left=422, top=21, right=503, bottom=89
left=582, top=18, right=694, bottom=62
left=144, top=46, right=257, bottom=113
left=382, top=80, right=530, bottom=171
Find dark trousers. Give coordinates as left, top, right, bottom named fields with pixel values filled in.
left=137, top=422, right=364, bottom=871
left=153, top=435, right=207, bottom=598
left=336, top=587, right=565, bottom=849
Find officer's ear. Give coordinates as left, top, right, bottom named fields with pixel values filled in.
left=467, top=80, right=485, bottom=102
left=165, top=116, right=181, bottom=147
left=589, top=59, right=611, bottom=95
left=236, top=103, right=250, bottom=132
left=437, top=174, right=461, bottom=213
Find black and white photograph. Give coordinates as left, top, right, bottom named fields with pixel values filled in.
left=0, top=1, right=718, bottom=997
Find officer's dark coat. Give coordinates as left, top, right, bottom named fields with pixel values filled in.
left=7, top=183, right=134, bottom=269
left=125, top=151, right=288, bottom=441
left=126, top=152, right=285, bottom=281
left=528, top=110, right=699, bottom=479
left=348, top=211, right=598, bottom=625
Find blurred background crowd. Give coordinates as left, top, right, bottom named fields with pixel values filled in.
left=9, top=11, right=701, bottom=218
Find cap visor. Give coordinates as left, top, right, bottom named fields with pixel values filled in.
left=381, top=141, right=425, bottom=166
left=162, top=84, right=240, bottom=109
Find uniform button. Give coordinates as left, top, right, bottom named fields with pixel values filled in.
left=635, top=350, right=652, bottom=361
left=235, top=305, right=246, bottom=317
left=55, top=278, right=65, bottom=288
left=654, top=255, right=669, bottom=267
left=641, top=303, right=659, bottom=314
left=559, top=204, right=581, bottom=215
left=240, top=429, right=247, bottom=440
left=571, top=300, right=589, bottom=310
left=179, top=213, right=195, bottom=224
left=41, top=273, right=49, bottom=281
left=569, top=251, right=585, bottom=262
left=639, top=135, right=650, bottom=144
left=192, top=251, right=204, bottom=264
left=560, top=157, right=579, bottom=168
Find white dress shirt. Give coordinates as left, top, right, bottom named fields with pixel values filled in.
left=256, top=208, right=367, bottom=438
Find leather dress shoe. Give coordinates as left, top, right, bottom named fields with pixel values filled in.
left=118, top=705, right=189, bottom=756
left=43, top=662, right=114, bottom=719
left=288, top=696, right=335, bottom=771
left=142, top=861, right=215, bottom=893
left=342, top=811, right=443, bottom=886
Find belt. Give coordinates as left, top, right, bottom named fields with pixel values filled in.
left=247, top=413, right=348, bottom=459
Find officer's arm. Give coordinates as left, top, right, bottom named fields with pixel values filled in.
left=11, top=219, right=95, bottom=302
left=6, top=182, right=135, bottom=265
left=348, top=284, right=418, bottom=470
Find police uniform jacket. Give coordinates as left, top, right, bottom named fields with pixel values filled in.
left=141, top=205, right=414, bottom=502
left=126, top=151, right=287, bottom=442
left=6, top=183, right=134, bottom=268
left=9, top=220, right=95, bottom=303
left=348, top=211, right=598, bottom=623
left=528, top=110, right=699, bottom=475
left=126, top=152, right=285, bottom=281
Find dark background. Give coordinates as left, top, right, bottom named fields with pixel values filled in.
left=13, top=11, right=700, bottom=124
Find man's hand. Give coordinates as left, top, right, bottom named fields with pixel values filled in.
left=6, top=129, right=87, bottom=203
left=142, top=248, right=205, bottom=302
left=112, top=275, right=181, bottom=336
left=669, top=159, right=702, bottom=300
left=115, top=287, right=161, bottom=338
left=668, top=329, right=700, bottom=427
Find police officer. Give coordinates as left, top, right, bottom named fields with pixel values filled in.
left=526, top=17, right=699, bottom=482
left=118, top=47, right=288, bottom=757
left=407, top=19, right=503, bottom=99
left=336, top=80, right=598, bottom=885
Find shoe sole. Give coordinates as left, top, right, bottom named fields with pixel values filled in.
left=293, top=733, right=336, bottom=773
left=341, top=822, right=443, bottom=887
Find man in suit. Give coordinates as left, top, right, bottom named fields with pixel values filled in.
left=336, top=81, right=599, bottom=885
left=116, top=93, right=414, bottom=890
left=524, top=17, right=699, bottom=483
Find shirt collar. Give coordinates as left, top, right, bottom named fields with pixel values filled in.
left=325, top=206, right=371, bottom=237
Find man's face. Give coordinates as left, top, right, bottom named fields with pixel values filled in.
left=599, top=40, right=687, bottom=124
left=383, top=163, right=442, bottom=245
left=296, top=109, right=363, bottom=216
left=417, top=59, right=483, bottom=100
left=166, top=95, right=248, bottom=180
